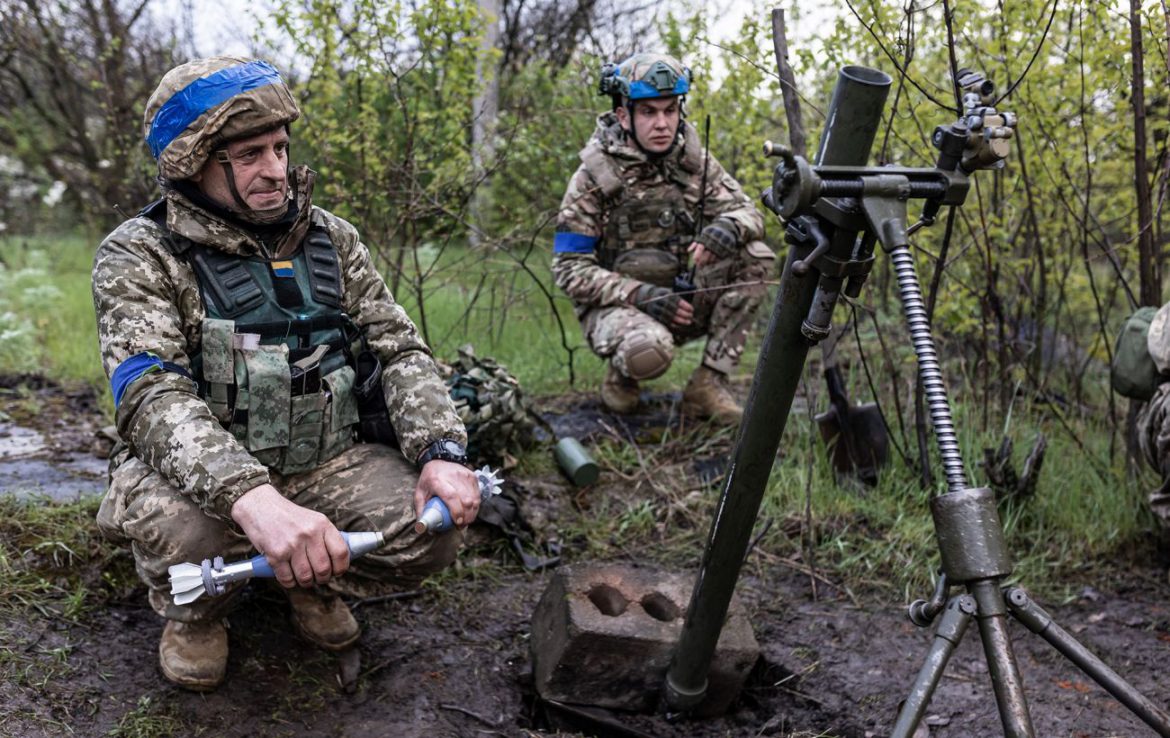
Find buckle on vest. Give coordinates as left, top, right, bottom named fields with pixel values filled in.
left=290, top=344, right=328, bottom=396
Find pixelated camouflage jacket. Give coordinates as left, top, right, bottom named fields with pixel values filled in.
left=93, top=166, right=466, bottom=521
left=552, top=112, right=764, bottom=311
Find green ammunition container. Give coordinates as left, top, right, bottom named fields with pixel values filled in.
left=554, top=437, right=599, bottom=487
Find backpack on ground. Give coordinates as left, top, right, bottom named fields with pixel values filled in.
left=1111, top=306, right=1162, bottom=401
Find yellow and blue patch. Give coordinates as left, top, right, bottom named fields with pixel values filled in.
left=270, top=260, right=295, bottom=278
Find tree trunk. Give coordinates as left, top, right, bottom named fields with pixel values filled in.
left=469, top=0, right=500, bottom=249
left=1132, top=0, right=1160, bottom=306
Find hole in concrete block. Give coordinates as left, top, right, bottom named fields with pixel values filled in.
left=640, top=592, right=680, bottom=622
left=587, top=584, right=629, bottom=616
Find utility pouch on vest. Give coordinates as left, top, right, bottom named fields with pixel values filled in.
left=612, top=249, right=682, bottom=288
left=201, top=319, right=237, bottom=424
left=321, top=365, right=360, bottom=460
left=1112, top=306, right=1162, bottom=400
left=240, top=344, right=292, bottom=451
left=354, top=349, right=399, bottom=447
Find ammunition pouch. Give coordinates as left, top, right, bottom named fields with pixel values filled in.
left=353, top=349, right=399, bottom=447
left=612, top=248, right=682, bottom=288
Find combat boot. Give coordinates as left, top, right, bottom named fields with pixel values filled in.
left=601, top=364, right=640, bottom=414
left=159, top=618, right=228, bottom=691
left=286, top=587, right=361, bottom=651
left=682, top=366, right=744, bottom=424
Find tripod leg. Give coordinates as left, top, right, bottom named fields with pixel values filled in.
left=1006, top=587, right=1170, bottom=737
left=969, top=579, right=1037, bottom=738
left=891, top=595, right=976, bottom=738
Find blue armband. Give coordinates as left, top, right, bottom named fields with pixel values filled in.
left=553, top=232, right=599, bottom=254
left=110, top=353, right=191, bottom=407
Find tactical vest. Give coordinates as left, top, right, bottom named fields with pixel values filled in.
left=579, top=124, right=706, bottom=284
left=141, top=200, right=363, bottom=475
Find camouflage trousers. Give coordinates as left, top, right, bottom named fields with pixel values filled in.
left=583, top=241, right=773, bottom=377
left=1138, top=384, right=1170, bottom=527
left=97, top=442, right=461, bottom=622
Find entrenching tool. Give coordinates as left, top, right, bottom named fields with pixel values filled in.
left=414, top=466, right=504, bottom=534
left=815, top=329, right=889, bottom=486
left=167, top=530, right=385, bottom=606
left=662, top=64, right=1170, bottom=738
left=815, top=363, right=889, bottom=486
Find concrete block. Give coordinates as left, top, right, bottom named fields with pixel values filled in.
left=530, top=563, right=759, bottom=716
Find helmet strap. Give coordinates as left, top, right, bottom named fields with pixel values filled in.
left=213, top=149, right=292, bottom=225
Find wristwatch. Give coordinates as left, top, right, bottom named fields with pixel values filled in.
left=416, top=439, right=468, bottom=468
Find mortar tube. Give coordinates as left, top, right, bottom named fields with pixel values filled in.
left=663, top=65, right=891, bottom=713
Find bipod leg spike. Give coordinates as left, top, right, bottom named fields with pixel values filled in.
left=891, top=594, right=975, bottom=738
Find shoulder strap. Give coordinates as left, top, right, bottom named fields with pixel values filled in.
left=302, top=225, right=342, bottom=309
left=189, top=245, right=266, bottom=318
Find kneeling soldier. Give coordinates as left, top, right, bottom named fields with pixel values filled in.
left=552, top=53, right=774, bottom=423
left=93, top=57, right=480, bottom=690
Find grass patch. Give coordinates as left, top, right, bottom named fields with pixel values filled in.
left=106, top=695, right=186, bottom=738
left=0, top=233, right=103, bottom=388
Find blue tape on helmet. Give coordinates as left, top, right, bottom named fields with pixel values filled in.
left=628, top=76, right=689, bottom=100
left=553, top=232, right=599, bottom=254
left=147, top=60, right=285, bottom=159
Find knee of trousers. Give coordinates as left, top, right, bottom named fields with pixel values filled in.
left=618, top=328, right=674, bottom=380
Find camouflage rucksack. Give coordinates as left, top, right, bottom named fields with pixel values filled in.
left=441, top=345, right=538, bottom=467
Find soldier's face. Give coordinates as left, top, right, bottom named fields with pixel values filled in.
left=617, top=97, right=680, bottom=153
left=192, top=128, right=290, bottom=211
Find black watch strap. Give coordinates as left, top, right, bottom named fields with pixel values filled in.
left=417, top=438, right=468, bottom=468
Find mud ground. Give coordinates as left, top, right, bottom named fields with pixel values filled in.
left=3, top=378, right=1170, bottom=738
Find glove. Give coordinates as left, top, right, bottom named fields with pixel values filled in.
left=630, top=283, right=687, bottom=325
left=693, top=218, right=740, bottom=260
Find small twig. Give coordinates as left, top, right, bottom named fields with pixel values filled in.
left=742, top=517, right=774, bottom=563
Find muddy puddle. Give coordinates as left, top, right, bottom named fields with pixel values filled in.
left=0, top=376, right=109, bottom=501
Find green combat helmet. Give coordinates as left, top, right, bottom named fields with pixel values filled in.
left=143, top=56, right=300, bottom=218
left=599, top=52, right=693, bottom=155
left=599, top=52, right=692, bottom=103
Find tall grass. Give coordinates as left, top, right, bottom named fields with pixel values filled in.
left=0, top=234, right=102, bottom=387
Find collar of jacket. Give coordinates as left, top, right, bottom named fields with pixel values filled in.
left=164, top=165, right=318, bottom=259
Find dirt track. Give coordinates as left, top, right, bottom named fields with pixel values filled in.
left=3, top=379, right=1170, bottom=737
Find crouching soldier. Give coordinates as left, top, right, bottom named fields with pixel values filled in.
left=92, top=57, right=480, bottom=690
left=552, top=53, right=774, bottom=424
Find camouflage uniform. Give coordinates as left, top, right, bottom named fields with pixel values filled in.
left=553, top=112, right=774, bottom=378
left=93, top=169, right=466, bottom=621
left=1136, top=303, right=1170, bottom=527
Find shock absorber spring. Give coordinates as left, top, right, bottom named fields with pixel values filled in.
left=889, top=245, right=967, bottom=494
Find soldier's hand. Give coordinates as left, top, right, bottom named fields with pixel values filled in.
left=231, top=484, right=350, bottom=588
left=693, top=218, right=739, bottom=260
left=415, top=460, right=480, bottom=529
left=688, top=241, right=717, bottom=267
left=630, top=283, right=693, bottom=327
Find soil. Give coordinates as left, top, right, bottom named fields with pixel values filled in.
left=2, top=377, right=1170, bottom=738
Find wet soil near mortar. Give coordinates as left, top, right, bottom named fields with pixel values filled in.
left=2, top=378, right=1170, bottom=738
